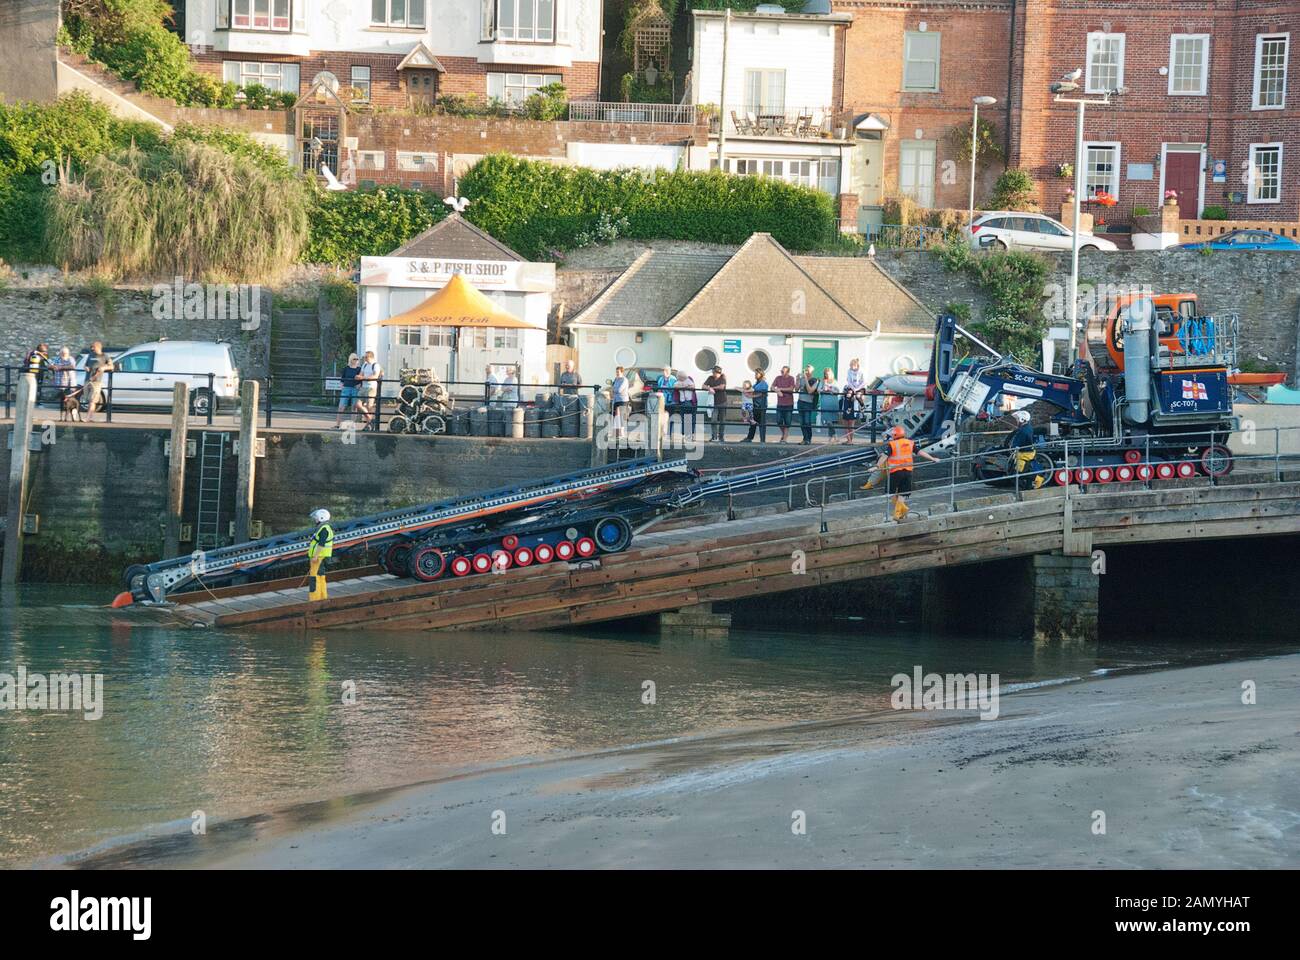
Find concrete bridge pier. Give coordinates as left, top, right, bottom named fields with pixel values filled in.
left=659, top=603, right=731, bottom=641
left=921, top=552, right=1099, bottom=645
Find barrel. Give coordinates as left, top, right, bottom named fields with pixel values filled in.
left=510, top=406, right=525, bottom=439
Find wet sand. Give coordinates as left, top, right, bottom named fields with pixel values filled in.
left=63, top=655, right=1300, bottom=869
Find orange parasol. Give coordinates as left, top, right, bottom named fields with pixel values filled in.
left=378, top=272, right=539, bottom=329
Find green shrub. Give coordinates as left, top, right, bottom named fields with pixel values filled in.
left=939, top=240, right=1048, bottom=363
left=986, top=168, right=1039, bottom=211
left=0, top=92, right=163, bottom=176
left=0, top=175, right=53, bottom=263
left=303, top=188, right=448, bottom=266
left=1200, top=205, right=1228, bottom=220
left=944, top=117, right=1004, bottom=167
left=521, top=83, right=568, bottom=121
left=459, top=154, right=835, bottom=258
left=171, top=122, right=293, bottom=180
left=1132, top=206, right=1151, bottom=217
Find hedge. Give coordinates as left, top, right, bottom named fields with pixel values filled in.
left=459, top=154, right=835, bottom=258
left=303, top=188, right=448, bottom=267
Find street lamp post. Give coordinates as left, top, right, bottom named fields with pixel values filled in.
left=1050, top=71, right=1117, bottom=364
left=969, top=96, right=997, bottom=230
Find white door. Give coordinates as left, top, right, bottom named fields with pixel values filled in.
left=899, top=141, right=936, bottom=208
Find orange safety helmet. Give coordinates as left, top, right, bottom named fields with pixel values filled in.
left=889, top=426, right=906, bottom=439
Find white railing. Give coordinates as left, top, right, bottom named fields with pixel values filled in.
left=568, top=101, right=698, bottom=125
left=723, top=107, right=839, bottom=139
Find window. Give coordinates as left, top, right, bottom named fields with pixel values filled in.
left=1168, top=35, right=1209, bottom=95
left=743, top=69, right=786, bottom=114
left=1085, top=32, right=1125, bottom=93
left=695, top=348, right=718, bottom=372
left=222, top=61, right=300, bottom=93
left=372, top=0, right=424, bottom=28
left=1084, top=142, right=1120, bottom=198
left=350, top=66, right=371, bottom=102
left=225, top=0, right=296, bottom=31
left=483, top=0, right=556, bottom=42
left=818, top=158, right=839, bottom=195
left=356, top=150, right=385, bottom=171
left=902, top=31, right=941, bottom=92
left=486, top=72, right=561, bottom=105
left=1248, top=143, right=1282, bottom=203
left=396, top=151, right=437, bottom=172
left=899, top=141, right=936, bottom=207
left=492, top=328, right=521, bottom=350
left=747, top=350, right=771, bottom=373
left=397, top=327, right=422, bottom=346
left=1253, top=34, right=1289, bottom=109
left=727, top=157, right=839, bottom=196
left=117, top=352, right=155, bottom=373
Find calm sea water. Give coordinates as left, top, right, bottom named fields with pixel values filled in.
left=1, top=583, right=1293, bottom=866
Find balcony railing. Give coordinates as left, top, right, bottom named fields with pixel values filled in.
left=568, top=101, right=698, bottom=125
left=723, top=107, right=840, bottom=140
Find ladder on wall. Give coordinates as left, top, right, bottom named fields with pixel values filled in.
left=195, top=432, right=227, bottom=551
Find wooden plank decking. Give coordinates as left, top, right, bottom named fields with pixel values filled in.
left=149, top=477, right=1300, bottom=633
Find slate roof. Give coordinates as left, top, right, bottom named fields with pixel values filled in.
left=389, top=214, right=527, bottom=261
left=572, top=233, right=935, bottom=335
left=570, top=250, right=731, bottom=327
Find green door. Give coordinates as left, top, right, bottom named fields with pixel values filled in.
left=801, top=339, right=839, bottom=379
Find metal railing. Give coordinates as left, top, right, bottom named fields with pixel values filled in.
left=567, top=101, right=697, bottom=125
left=3, top=366, right=233, bottom=425
left=860, top=223, right=961, bottom=250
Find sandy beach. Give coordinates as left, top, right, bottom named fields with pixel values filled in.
left=64, top=655, right=1300, bottom=869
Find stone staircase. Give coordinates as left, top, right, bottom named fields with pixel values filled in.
left=270, top=307, right=323, bottom=402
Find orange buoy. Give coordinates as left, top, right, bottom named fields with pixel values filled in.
left=110, top=592, right=134, bottom=608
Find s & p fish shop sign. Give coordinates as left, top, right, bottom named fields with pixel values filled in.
left=359, top=256, right=555, bottom=292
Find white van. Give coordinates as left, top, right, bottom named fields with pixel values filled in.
left=94, top=340, right=241, bottom=415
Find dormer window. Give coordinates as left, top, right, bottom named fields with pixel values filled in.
left=218, top=0, right=306, bottom=32
left=481, top=0, right=557, bottom=43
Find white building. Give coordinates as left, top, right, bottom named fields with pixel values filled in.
left=689, top=6, right=854, bottom=208
left=357, top=215, right=553, bottom=389
left=568, top=233, right=936, bottom=388
left=184, top=1, right=605, bottom=108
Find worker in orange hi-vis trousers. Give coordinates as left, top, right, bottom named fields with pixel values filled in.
left=307, top=509, right=334, bottom=601
left=875, top=426, right=940, bottom=521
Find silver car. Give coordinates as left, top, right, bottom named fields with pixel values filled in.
left=969, top=211, right=1118, bottom=253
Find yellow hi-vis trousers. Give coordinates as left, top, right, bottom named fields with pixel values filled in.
left=308, top=556, right=328, bottom=601
left=1014, top=451, right=1047, bottom=489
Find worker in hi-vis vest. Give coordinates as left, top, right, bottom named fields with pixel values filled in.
left=307, top=508, right=334, bottom=601
left=876, top=426, right=940, bottom=522
left=1008, top=410, right=1046, bottom=489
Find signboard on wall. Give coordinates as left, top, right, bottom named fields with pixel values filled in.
left=722, top=339, right=742, bottom=353
left=359, top=256, right=555, bottom=292
left=1126, top=163, right=1154, bottom=181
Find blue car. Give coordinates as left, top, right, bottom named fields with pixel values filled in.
left=1174, top=229, right=1300, bottom=251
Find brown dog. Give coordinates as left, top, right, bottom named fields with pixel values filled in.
left=60, top=388, right=83, bottom=422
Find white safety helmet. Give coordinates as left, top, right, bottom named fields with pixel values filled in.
left=310, top=508, right=330, bottom=524
left=1012, top=410, right=1031, bottom=424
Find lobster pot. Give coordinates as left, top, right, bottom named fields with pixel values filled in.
left=510, top=406, right=525, bottom=439
left=469, top=405, right=488, bottom=436
left=577, top=394, right=591, bottom=438
left=487, top=406, right=508, bottom=437
left=524, top=406, right=541, bottom=438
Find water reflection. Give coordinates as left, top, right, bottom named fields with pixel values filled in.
left=1, top=584, right=1292, bottom=866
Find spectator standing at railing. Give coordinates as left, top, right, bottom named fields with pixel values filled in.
left=485, top=364, right=501, bottom=406
left=677, top=373, right=699, bottom=439
left=358, top=350, right=383, bottom=429
left=52, top=347, right=77, bottom=418
left=83, top=341, right=113, bottom=423
left=336, top=353, right=362, bottom=428
left=655, top=366, right=679, bottom=439
left=819, top=368, right=840, bottom=440
left=501, top=366, right=520, bottom=406
left=559, top=359, right=582, bottom=395
left=743, top=369, right=769, bottom=443
left=24, top=343, right=50, bottom=384
left=703, top=365, right=728, bottom=442
left=841, top=358, right=865, bottom=442
left=771, top=366, right=796, bottom=443
left=610, top=366, right=631, bottom=441
left=795, top=364, right=819, bottom=445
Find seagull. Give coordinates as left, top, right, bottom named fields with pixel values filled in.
left=320, top=164, right=347, bottom=191
left=1062, top=68, right=1083, bottom=83
left=443, top=196, right=470, bottom=213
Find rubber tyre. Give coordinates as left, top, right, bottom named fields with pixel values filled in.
left=1198, top=444, right=1233, bottom=478
left=190, top=389, right=213, bottom=417
left=408, top=545, right=446, bottom=582
left=384, top=542, right=411, bottom=577
left=123, top=563, right=149, bottom=591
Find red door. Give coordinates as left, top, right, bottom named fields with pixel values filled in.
left=1164, top=151, right=1201, bottom=218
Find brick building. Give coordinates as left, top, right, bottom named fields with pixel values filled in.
left=183, top=1, right=604, bottom=111
left=833, top=0, right=1300, bottom=223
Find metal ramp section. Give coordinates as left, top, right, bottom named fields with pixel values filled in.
left=195, top=432, right=227, bottom=552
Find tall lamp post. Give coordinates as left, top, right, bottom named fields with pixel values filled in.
left=1049, top=70, right=1119, bottom=363
left=968, top=96, right=997, bottom=230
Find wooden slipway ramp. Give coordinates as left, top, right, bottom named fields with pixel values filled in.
left=158, top=478, right=1300, bottom=633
